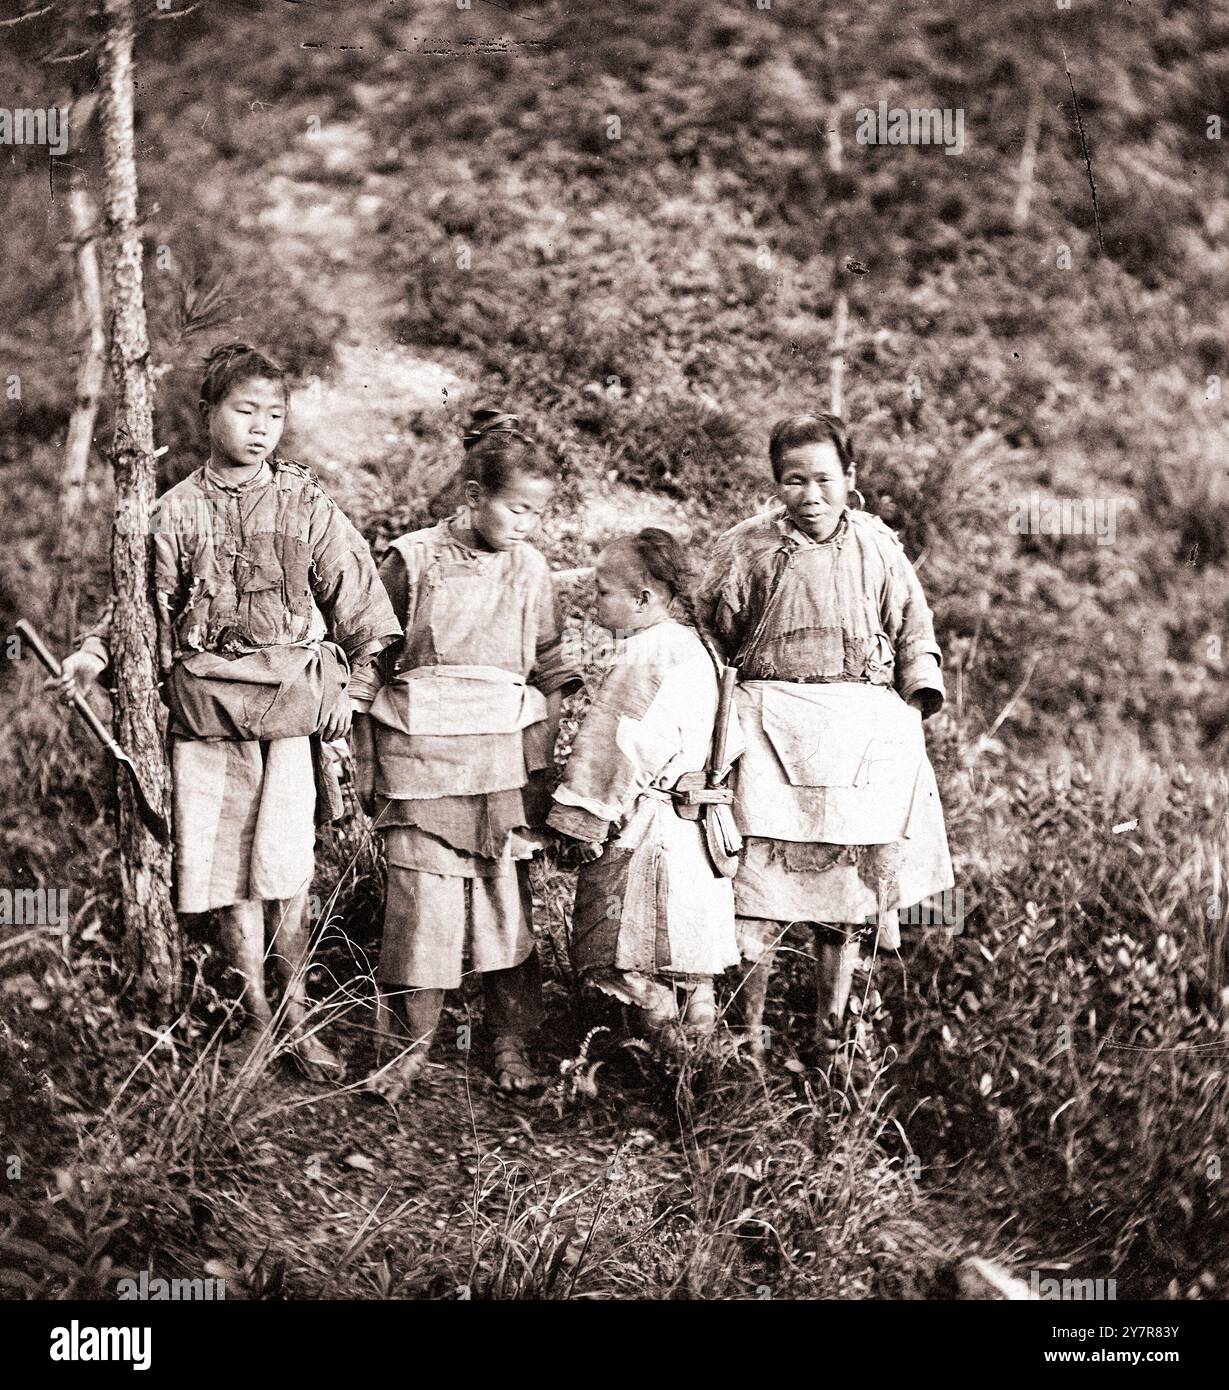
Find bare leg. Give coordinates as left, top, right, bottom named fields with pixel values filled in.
left=268, top=891, right=343, bottom=1081
left=365, top=985, right=443, bottom=1102
left=734, top=917, right=781, bottom=1061
left=815, top=927, right=862, bottom=1054
left=485, top=954, right=545, bottom=1093
left=218, top=900, right=274, bottom=1063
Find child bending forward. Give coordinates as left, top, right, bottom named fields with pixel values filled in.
left=352, top=411, right=579, bottom=1098
left=548, top=529, right=740, bottom=1045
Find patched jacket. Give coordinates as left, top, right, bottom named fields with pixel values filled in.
left=148, top=458, right=400, bottom=675
left=80, top=459, right=401, bottom=682
left=698, top=505, right=945, bottom=712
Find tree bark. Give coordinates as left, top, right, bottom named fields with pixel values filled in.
left=98, top=0, right=180, bottom=1015
left=53, top=96, right=106, bottom=645
left=825, top=84, right=848, bottom=417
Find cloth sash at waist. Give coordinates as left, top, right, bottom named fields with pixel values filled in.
left=369, top=665, right=548, bottom=736
left=369, top=665, right=549, bottom=799
left=733, top=680, right=928, bottom=846
left=168, top=641, right=348, bottom=741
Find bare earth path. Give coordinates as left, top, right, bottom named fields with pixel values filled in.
left=254, top=119, right=470, bottom=507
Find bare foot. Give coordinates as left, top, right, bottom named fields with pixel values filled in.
left=640, top=1014, right=687, bottom=1065
left=708, top=1027, right=748, bottom=1065
left=362, top=1048, right=428, bottom=1103
left=491, top=1035, right=543, bottom=1093
left=680, top=1020, right=718, bottom=1056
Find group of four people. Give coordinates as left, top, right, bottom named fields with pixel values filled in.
left=56, top=342, right=953, bottom=1097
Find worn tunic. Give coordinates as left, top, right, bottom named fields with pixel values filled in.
left=699, top=505, right=953, bottom=941
left=351, top=516, right=579, bottom=989
left=85, top=458, right=401, bottom=912
left=547, top=620, right=740, bottom=990
left=151, top=460, right=397, bottom=674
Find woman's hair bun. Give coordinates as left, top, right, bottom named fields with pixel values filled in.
left=204, top=342, right=269, bottom=370
left=463, top=409, right=520, bottom=452
left=458, top=407, right=553, bottom=491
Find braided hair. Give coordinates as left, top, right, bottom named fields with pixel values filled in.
left=199, top=342, right=289, bottom=414
left=462, top=409, right=555, bottom=493
left=609, top=527, right=723, bottom=669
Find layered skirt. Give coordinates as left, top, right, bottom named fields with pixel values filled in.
left=374, top=794, right=540, bottom=991
left=730, top=680, right=953, bottom=948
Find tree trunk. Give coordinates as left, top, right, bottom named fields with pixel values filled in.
left=829, top=289, right=848, bottom=418
left=98, top=0, right=180, bottom=1015
left=1013, top=86, right=1043, bottom=228
left=53, top=97, right=106, bottom=645
left=825, top=86, right=848, bottom=417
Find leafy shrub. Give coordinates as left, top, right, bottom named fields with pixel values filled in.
left=881, top=752, right=1229, bottom=1296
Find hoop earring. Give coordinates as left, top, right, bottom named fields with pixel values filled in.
left=851, top=487, right=866, bottom=509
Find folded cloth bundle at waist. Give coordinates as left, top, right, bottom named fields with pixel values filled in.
left=369, top=664, right=550, bottom=801
left=168, top=641, right=349, bottom=741
left=367, top=664, right=548, bottom=737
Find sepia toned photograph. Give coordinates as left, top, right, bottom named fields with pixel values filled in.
left=0, top=0, right=1224, bottom=1346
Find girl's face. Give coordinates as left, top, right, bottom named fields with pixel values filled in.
left=776, top=441, right=851, bottom=540
left=466, top=474, right=554, bottom=552
left=594, top=548, right=668, bottom=633
left=206, top=375, right=287, bottom=469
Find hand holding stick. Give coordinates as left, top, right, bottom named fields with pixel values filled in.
left=17, top=619, right=171, bottom=845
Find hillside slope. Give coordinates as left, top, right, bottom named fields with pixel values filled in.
left=1, top=0, right=1227, bottom=1301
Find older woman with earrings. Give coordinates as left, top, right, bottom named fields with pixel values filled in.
left=698, top=413, right=954, bottom=1065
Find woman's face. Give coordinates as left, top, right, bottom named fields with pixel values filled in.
left=776, top=441, right=851, bottom=540
left=467, top=474, right=554, bottom=552
left=206, top=375, right=287, bottom=469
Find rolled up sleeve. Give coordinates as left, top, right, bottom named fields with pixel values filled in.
left=346, top=550, right=408, bottom=711
left=892, top=551, right=945, bottom=716
left=546, top=801, right=611, bottom=843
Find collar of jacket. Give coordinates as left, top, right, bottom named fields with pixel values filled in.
left=444, top=511, right=503, bottom=559
left=772, top=505, right=851, bottom=551
left=201, top=459, right=274, bottom=493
